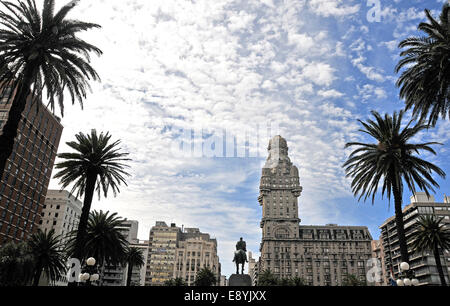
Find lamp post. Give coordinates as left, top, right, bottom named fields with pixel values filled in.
left=79, top=257, right=100, bottom=286
left=396, top=262, right=419, bottom=287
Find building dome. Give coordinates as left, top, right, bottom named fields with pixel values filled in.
left=268, top=135, right=288, bottom=151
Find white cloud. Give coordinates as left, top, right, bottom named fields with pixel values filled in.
left=309, top=0, right=360, bottom=17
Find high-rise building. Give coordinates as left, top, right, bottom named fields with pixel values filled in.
left=371, top=239, right=387, bottom=286
left=174, top=227, right=221, bottom=286
left=0, top=86, right=63, bottom=245
left=257, top=136, right=373, bottom=286
left=101, top=220, right=139, bottom=286
left=145, top=222, right=181, bottom=286
left=248, top=251, right=258, bottom=286
left=380, top=193, right=450, bottom=286
left=128, top=239, right=149, bottom=286
left=144, top=222, right=221, bottom=286
left=39, top=190, right=82, bottom=244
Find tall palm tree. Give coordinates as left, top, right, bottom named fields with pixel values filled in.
left=0, top=0, right=102, bottom=180
left=124, top=246, right=145, bottom=287
left=411, top=215, right=450, bottom=286
left=396, top=3, right=450, bottom=127
left=343, top=110, right=446, bottom=264
left=28, top=229, right=67, bottom=286
left=54, top=130, right=130, bottom=285
left=66, top=210, right=128, bottom=268
left=0, top=241, right=34, bottom=286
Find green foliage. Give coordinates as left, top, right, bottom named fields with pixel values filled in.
left=257, top=270, right=279, bottom=286
left=28, top=229, right=67, bottom=286
left=0, top=0, right=102, bottom=115
left=396, top=3, right=450, bottom=127
left=194, top=267, right=217, bottom=286
left=66, top=210, right=128, bottom=266
left=411, top=215, right=450, bottom=286
left=164, top=277, right=187, bottom=286
left=124, top=246, right=145, bottom=287
left=343, top=110, right=445, bottom=204
left=342, top=274, right=367, bottom=287
left=0, top=242, right=34, bottom=286
left=54, top=129, right=131, bottom=200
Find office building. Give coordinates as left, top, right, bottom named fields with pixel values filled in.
left=0, top=86, right=63, bottom=245
left=380, top=193, right=450, bottom=286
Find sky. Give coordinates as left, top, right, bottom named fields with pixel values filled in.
left=39, top=0, right=450, bottom=278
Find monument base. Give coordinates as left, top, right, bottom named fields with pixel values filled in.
left=229, top=274, right=252, bottom=287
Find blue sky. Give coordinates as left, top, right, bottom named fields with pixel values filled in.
left=43, top=0, right=450, bottom=277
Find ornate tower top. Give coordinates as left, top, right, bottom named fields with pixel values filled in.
left=264, top=135, right=291, bottom=169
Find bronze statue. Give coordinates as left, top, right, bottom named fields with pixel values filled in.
left=233, top=237, right=248, bottom=274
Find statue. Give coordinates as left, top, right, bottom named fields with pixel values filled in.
left=232, top=237, right=248, bottom=275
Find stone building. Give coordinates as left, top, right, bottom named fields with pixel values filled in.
left=380, top=193, right=450, bottom=286
left=371, top=239, right=388, bottom=286
left=39, top=190, right=82, bottom=244
left=145, top=222, right=221, bottom=286
left=257, top=136, right=373, bottom=286
left=174, top=227, right=221, bottom=286
left=100, top=220, right=139, bottom=286
left=0, top=86, right=63, bottom=245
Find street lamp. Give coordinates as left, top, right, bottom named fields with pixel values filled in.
left=79, top=257, right=100, bottom=286
left=396, top=262, right=419, bottom=287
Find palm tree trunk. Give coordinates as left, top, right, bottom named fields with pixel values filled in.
left=434, top=244, right=447, bottom=286
left=126, top=263, right=133, bottom=287
left=0, top=66, right=36, bottom=181
left=32, top=261, right=42, bottom=287
left=68, top=172, right=97, bottom=287
left=392, top=179, right=410, bottom=264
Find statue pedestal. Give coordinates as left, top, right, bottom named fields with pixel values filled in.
left=229, top=274, right=252, bottom=287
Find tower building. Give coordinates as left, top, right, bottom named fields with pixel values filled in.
left=257, top=136, right=373, bottom=286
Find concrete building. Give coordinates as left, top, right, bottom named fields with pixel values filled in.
left=145, top=222, right=221, bottom=286
left=220, top=275, right=228, bottom=286
left=128, top=239, right=149, bottom=286
left=100, top=220, right=139, bottom=286
left=174, top=227, right=221, bottom=286
left=0, top=86, right=63, bottom=245
left=257, top=136, right=373, bottom=286
left=380, top=193, right=450, bottom=286
left=39, top=190, right=82, bottom=244
left=248, top=251, right=258, bottom=286
left=371, top=239, right=388, bottom=286
left=145, top=222, right=181, bottom=286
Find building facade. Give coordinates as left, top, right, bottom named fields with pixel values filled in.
left=174, top=227, right=221, bottom=286
left=380, top=193, right=450, bottom=286
left=257, top=136, right=373, bottom=286
left=0, top=86, right=63, bottom=245
left=101, top=220, right=139, bottom=286
left=145, top=222, right=181, bottom=286
left=371, top=239, right=388, bottom=286
left=145, top=222, right=221, bottom=286
left=128, top=239, right=149, bottom=286
left=39, top=190, right=82, bottom=244
left=248, top=251, right=258, bottom=286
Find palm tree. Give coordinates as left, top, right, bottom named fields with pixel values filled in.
left=0, top=0, right=102, bottom=180
left=66, top=210, right=128, bottom=268
left=343, top=110, right=446, bottom=264
left=291, top=277, right=307, bottom=286
left=28, top=229, right=67, bottom=286
left=124, top=246, right=145, bottom=287
left=54, top=130, right=130, bottom=285
left=411, top=215, right=450, bottom=286
left=194, top=267, right=217, bottom=286
left=396, top=3, right=450, bottom=127
left=257, top=269, right=278, bottom=286
left=0, top=242, right=34, bottom=286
